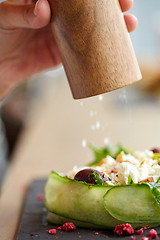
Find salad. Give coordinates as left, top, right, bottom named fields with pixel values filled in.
left=45, top=144, right=160, bottom=229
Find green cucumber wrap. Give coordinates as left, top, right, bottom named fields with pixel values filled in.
left=45, top=171, right=160, bottom=229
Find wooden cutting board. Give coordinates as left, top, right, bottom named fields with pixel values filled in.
left=17, top=180, right=159, bottom=240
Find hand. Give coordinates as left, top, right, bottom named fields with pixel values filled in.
left=0, top=0, right=137, bottom=100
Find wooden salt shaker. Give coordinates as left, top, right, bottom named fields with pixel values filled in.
left=48, top=0, right=142, bottom=99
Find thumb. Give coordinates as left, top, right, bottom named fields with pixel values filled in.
left=0, top=0, right=51, bottom=29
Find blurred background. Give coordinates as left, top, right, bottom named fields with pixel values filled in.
left=1, top=0, right=160, bottom=185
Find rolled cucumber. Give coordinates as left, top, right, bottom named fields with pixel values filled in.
left=45, top=172, right=160, bottom=229
left=45, top=171, right=123, bottom=228
left=48, top=212, right=107, bottom=229
left=103, top=184, right=160, bottom=224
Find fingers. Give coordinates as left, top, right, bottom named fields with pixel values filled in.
left=0, top=0, right=51, bottom=29
left=119, top=0, right=137, bottom=32
left=119, top=0, right=133, bottom=12
left=124, top=14, right=138, bottom=32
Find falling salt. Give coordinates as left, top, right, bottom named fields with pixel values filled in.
left=91, top=125, right=96, bottom=131
left=82, top=139, right=87, bottom=148
left=104, top=138, right=109, bottom=145
left=96, top=121, right=100, bottom=129
left=80, top=101, right=84, bottom=107
left=90, top=111, right=94, bottom=117
left=118, top=88, right=132, bottom=125
left=118, top=88, right=128, bottom=105
left=98, top=95, right=104, bottom=101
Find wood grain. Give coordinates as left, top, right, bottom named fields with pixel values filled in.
left=49, top=0, right=142, bottom=99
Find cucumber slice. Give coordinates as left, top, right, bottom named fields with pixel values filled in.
left=47, top=212, right=159, bottom=229
left=45, top=172, right=160, bottom=229
left=45, top=171, right=123, bottom=228
left=48, top=212, right=106, bottom=229
left=47, top=211, right=156, bottom=229
left=103, top=184, right=160, bottom=223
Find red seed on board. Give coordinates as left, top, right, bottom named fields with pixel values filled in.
left=143, top=226, right=150, bottom=230
left=137, top=228, right=143, bottom=235
left=131, top=236, right=137, bottom=240
left=114, top=223, right=134, bottom=236
left=37, top=194, right=45, bottom=202
left=58, top=223, right=76, bottom=232
left=148, top=229, right=158, bottom=239
left=48, top=229, right=56, bottom=235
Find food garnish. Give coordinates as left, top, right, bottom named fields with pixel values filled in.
left=147, top=229, right=158, bottom=239
left=137, top=228, right=143, bottom=235
left=48, top=229, right=56, bottom=235
left=114, top=223, right=134, bottom=236
left=58, top=223, right=76, bottom=232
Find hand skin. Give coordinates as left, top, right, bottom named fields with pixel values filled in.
left=0, top=0, right=137, bottom=100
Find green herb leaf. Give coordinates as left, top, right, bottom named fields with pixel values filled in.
left=152, top=187, right=160, bottom=206
left=88, top=170, right=104, bottom=185
left=128, top=175, right=134, bottom=184
left=156, top=177, right=160, bottom=183
left=114, top=145, right=133, bottom=158
left=153, top=153, right=160, bottom=159
left=153, top=153, right=160, bottom=164
left=88, top=144, right=133, bottom=166
left=88, top=144, right=112, bottom=166
left=143, top=182, right=160, bottom=207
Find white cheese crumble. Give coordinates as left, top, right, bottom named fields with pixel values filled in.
left=67, top=149, right=160, bottom=185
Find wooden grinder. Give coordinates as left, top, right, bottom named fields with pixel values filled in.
left=49, top=0, right=142, bottom=99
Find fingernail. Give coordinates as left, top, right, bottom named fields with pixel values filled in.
left=34, top=0, right=46, bottom=16
left=33, top=1, right=39, bottom=16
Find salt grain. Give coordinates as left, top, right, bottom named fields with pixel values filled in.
left=90, top=111, right=94, bottom=117
left=82, top=139, right=87, bottom=148
left=98, top=95, right=104, bottom=101
left=104, top=138, right=109, bottom=145
left=91, top=125, right=96, bottom=131
left=96, top=121, right=100, bottom=129
left=80, top=101, right=84, bottom=106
